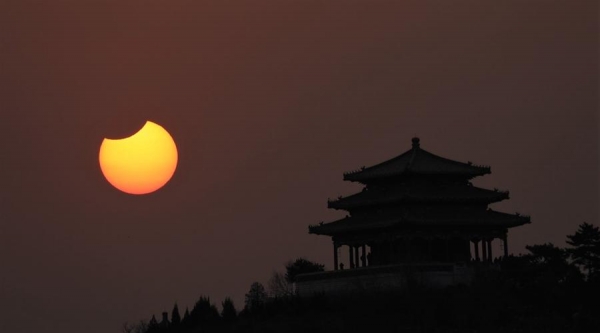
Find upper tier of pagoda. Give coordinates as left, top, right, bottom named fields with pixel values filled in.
left=309, top=137, right=530, bottom=238
left=343, top=138, right=490, bottom=183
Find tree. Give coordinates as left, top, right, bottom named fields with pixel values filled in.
left=268, top=271, right=293, bottom=298
left=134, top=321, right=148, bottom=333
left=171, top=303, right=181, bottom=326
left=285, top=258, right=325, bottom=283
left=526, top=243, right=568, bottom=265
left=181, top=307, right=190, bottom=327
left=221, top=297, right=237, bottom=322
left=244, top=282, right=267, bottom=312
left=146, top=315, right=159, bottom=333
left=522, top=243, right=582, bottom=286
left=567, top=222, right=600, bottom=279
left=121, top=321, right=148, bottom=333
left=121, top=322, right=135, bottom=333
left=189, top=296, right=220, bottom=327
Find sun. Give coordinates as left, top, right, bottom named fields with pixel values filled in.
left=99, top=121, right=178, bottom=195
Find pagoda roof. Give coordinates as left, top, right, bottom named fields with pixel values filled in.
left=328, top=185, right=509, bottom=210
left=309, top=209, right=530, bottom=236
left=343, top=138, right=490, bottom=182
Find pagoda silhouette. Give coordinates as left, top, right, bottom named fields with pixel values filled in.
left=298, top=138, right=530, bottom=295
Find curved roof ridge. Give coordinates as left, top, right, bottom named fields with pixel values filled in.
left=406, top=139, right=419, bottom=171
left=343, top=138, right=491, bottom=182
left=417, top=148, right=490, bottom=171
left=343, top=149, right=413, bottom=177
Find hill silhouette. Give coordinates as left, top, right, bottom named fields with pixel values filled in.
left=123, top=223, right=600, bottom=333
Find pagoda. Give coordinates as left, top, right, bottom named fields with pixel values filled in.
left=308, top=138, right=530, bottom=275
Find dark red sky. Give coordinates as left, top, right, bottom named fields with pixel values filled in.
left=0, top=1, right=597, bottom=332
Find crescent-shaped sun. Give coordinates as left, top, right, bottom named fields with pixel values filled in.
left=99, top=121, right=178, bottom=195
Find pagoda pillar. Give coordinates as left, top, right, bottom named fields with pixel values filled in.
left=503, top=235, right=509, bottom=258
left=465, top=239, right=472, bottom=262
left=482, top=240, right=487, bottom=262
left=354, top=246, right=360, bottom=267
left=361, top=245, right=366, bottom=267
left=349, top=246, right=354, bottom=268
left=333, top=241, right=339, bottom=271
left=487, top=239, right=493, bottom=262
left=473, top=240, right=480, bottom=261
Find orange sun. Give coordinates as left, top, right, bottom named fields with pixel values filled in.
left=99, top=121, right=178, bottom=195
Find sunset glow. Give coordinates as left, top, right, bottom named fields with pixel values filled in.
left=99, top=121, right=178, bottom=195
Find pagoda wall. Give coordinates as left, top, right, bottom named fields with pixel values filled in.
left=295, top=263, right=473, bottom=297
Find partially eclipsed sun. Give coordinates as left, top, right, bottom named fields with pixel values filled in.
left=99, top=121, right=178, bottom=195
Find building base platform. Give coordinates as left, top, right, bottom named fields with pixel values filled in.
left=295, top=263, right=473, bottom=297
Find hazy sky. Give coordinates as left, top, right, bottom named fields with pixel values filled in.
left=1, top=1, right=597, bottom=333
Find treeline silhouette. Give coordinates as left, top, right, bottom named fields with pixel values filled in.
left=123, top=223, right=600, bottom=333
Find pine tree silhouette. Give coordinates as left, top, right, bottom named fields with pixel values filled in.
left=221, top=297, right=237, bottom=322
left=567, top=222, right=600, bottom=279
left=244, top=282, right=267, bottom=312
left=181, top=307, right=191, bottom=329
left=189, top=296, right=219, bottom=328
left=147, top=315, right=158, bottom=333
left=171, top=303, right=181, bottom=326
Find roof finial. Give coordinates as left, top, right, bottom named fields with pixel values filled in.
left=412, top=137, right=420, bottom=148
